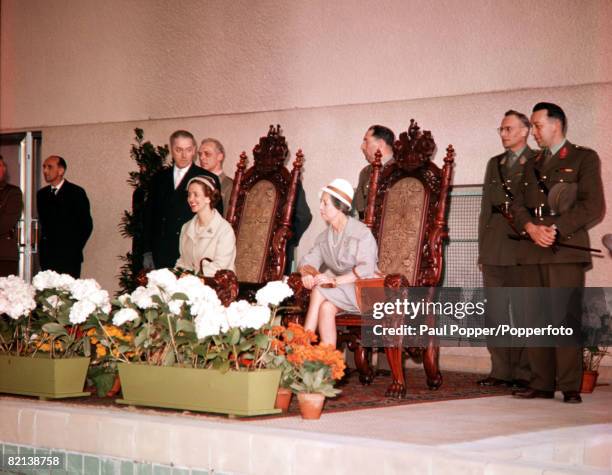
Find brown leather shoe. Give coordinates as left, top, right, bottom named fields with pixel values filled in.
left=513, top=388, right=555, bottom=399
left=563, top=391, right=582, bottom=404
left=477, top=376, right=510, bottom=387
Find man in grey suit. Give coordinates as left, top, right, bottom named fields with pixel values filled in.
left=198, top=138, right=233, bottom=217
left=477, top=110, right=535, bottom=388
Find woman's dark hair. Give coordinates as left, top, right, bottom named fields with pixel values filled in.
left=188, top=177, right=220, bottom=209
left=330, top=195, right=351, bottom=215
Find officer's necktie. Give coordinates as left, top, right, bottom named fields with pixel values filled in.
left=542, top=148, right=552, bottom=166
left=506, top=152, right=517, bottom=169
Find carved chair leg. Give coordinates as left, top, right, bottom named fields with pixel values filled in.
left=353, top=345, right=374, bottom=385
left=384, top=347, right=406, bottom=398
left=343, top=331, right=374, bottom=385
left=423, top=343, right=443, bottom=390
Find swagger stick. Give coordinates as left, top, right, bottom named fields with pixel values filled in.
left=507, top=234, right=601, bottom=254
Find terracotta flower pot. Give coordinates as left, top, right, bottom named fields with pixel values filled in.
left=580, top=370, right=599, bottom=393
left=297, top=392, right=325, bottom=420
left=274, top=387, right=293, bottom=412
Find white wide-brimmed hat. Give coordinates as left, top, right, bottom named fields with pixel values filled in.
left=319, top=178, right=354, bottom=208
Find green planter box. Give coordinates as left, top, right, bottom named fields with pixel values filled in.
left=116, top=363, right=281, bottom=416
left=0, top=355, right=90, bottom=399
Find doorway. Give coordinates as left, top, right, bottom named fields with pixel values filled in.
left=0, top=132, right=42, bottom=282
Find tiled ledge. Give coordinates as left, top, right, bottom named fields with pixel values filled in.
left=1, top=396, right=611, bottom=474
left=0, top=442, right=206, bottom=475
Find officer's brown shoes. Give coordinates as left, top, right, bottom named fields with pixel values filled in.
left=512, top=388, right=555, bottom=399
left=562, top=391, right=582, bottom=404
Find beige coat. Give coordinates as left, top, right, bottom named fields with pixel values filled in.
left=176, top=209, right=236, bottom=276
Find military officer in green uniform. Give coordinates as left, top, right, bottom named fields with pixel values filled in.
left=478, top=110, right=534, bottom=388
left=512, top=102, right=605, bottom=404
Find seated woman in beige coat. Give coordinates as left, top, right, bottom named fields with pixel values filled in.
left=176, top=176, right=236, bottom=276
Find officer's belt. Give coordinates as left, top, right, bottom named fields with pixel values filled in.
left=527, top=206, right=557, bottom=217
left=491, top=204, right=511, bottom=214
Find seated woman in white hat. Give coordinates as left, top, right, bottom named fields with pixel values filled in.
left=298, top=178, right=379, bottom=347
left=176, top=175, right=236, bottom=276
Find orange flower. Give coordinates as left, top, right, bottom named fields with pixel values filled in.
left=90, top=336, right=99, bottom=344
left=271, top=339, right=286, bottom=355
left=96, top=344, right=107, bottom=358
left=286, top=342, right=345, bottom=380
left=285, top=323, right=318, bottom=345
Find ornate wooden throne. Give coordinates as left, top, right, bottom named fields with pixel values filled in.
left=226, top=125, right=304, bottom=293
left=290, top=120, right=454, bottom=398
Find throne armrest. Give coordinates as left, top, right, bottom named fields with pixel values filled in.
left=203, top=269, right=239, bottom=307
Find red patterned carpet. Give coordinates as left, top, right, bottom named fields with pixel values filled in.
left=267, top=368, right=513, bottom=419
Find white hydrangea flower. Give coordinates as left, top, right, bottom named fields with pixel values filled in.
left=146, top=268, right=178, bottom=295
left=0, top=275, right=36, bottom=319
left=174, top=274, right=204, bottom=299
left=168, top=299, right=184, bottom=316
left=117, top=294, right=130, bottom=306
left=69, top=299, right=96, bottom=324
left=194, top=305, right=228, bottom=338
left=69, top=278, right=99, bottom=300
left=68, top=278, right=110, bottom=313
left=32, top=270, right=74, bottom=291
left=255, top=280, right=293, bottom=307
left=130, top=286, right=156, bottom=309
left=246, top=304, right=272, bottom=329
left=112, top=308, right=139, bottom=326
left=226, top=300, right=271, bottom=330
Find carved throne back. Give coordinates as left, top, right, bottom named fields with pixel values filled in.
left=364, top=120, right=454, bottom=287
left=337, top=120, right=454, bottom=397
left=226, top=125, right=304, bottom=284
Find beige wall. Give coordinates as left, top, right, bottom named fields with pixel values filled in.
left=1, top=0, right=611, bottom=291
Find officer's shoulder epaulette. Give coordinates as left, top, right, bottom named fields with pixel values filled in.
left=574, top=144, right=595, bottom=152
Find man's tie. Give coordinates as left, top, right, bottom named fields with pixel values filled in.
left=51, top=187, right=58, bottom=195
left=506, top=152, right=517, bottom=169
left=542, top=148, right=552, bottom=166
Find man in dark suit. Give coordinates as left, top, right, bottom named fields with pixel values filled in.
left=0, top=155, right=23, bottom=277
left=143, top=130, right=222, bottom=270
left=285, top=182, right=312, bottom=275
left=354, top=125, right=395, bottom=219
left=37, top=155, right=93, bottom=278
left=477, top=110, right=535, bottom=389
left=512, top=102, right=605, bottom=404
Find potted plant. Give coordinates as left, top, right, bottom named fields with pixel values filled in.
left=96, top=270, right=293, bottom=416
left=262, top=323, right=316, bottom=412
left=0, top=271, right=110, bottom=398
left=582, top=346, right=608, bottom=393
left=283, top=324, right=345, bottom=419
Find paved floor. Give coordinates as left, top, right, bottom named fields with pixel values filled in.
left=244, top=385, right=612, bottom=446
